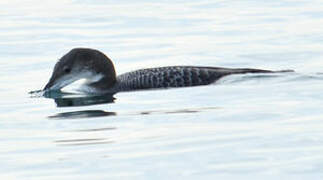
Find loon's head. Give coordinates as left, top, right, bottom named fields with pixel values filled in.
left=44, top=48, right=116, bottom=91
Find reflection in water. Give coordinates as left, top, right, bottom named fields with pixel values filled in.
left=49, top=110, right=116, bottom=119
left=53, top=95, right=114, bottom=107
left=43, top=90, right=115, bottom=107
left=50, top=107, right=220, bottom=147
left=72, top=127, right=117, bottom=132
left=137, top=107, right=220, bottom=115
left=54, top=127, right=117, bottom=146
left=36, top=87, right=221, bottom=121
left=49, top=107, right=220, bottom=120
left=29, top=89, right=116, bottom=107
left=54, top=138, right=114, bottom=146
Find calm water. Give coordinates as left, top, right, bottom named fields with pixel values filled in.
left=1, top=0, right=323, bottom=179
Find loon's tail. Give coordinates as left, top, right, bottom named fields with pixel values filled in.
left=226, top=68, right=294, bottom=75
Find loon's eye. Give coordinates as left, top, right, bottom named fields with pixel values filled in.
left=64, top=67, right=71, bottom=73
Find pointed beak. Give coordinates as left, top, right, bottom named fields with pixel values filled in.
left=44, top=62, right=62, bottom=91
left=44, top=78, right=54, bottom=91
left=43, top=72, right=80, bottom=91
left=43, top=70, right=65, bottom=91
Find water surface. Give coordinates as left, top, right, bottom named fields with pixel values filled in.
left=1, top=0, right=323, bottom=179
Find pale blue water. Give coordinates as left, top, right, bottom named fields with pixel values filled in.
left=1, top=0, right=323, bottom=179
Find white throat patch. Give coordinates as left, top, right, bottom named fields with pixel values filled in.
left=54, top=70, right=104, bottom=92
left=84, top=73, right=104, bottom=84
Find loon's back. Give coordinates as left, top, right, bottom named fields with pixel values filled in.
left=114, top=66, right=273, bottom=92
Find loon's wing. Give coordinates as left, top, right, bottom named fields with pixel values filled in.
left=115, top=66, right=275, bottom=91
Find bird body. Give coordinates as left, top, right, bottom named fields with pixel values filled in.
left=112, top=66, right=271, bottom=92
left=43, top=48, right=291, bottom=94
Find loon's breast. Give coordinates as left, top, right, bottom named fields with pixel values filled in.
left=113, top=66, right=234, bottom=92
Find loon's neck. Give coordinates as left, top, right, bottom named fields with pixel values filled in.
left=84, top=74, right=117, bottom=93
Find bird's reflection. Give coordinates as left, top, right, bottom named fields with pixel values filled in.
left=49, top=110, right=116, bottom=119
left=43, top=90, right=115, bottom=107
left=30, top=89, right=221, bottom=120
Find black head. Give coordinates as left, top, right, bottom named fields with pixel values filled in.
left=44, top=48, right=116, bottom=91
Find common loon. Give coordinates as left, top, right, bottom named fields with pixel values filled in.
left=44, top=48, right=291, bottom=93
